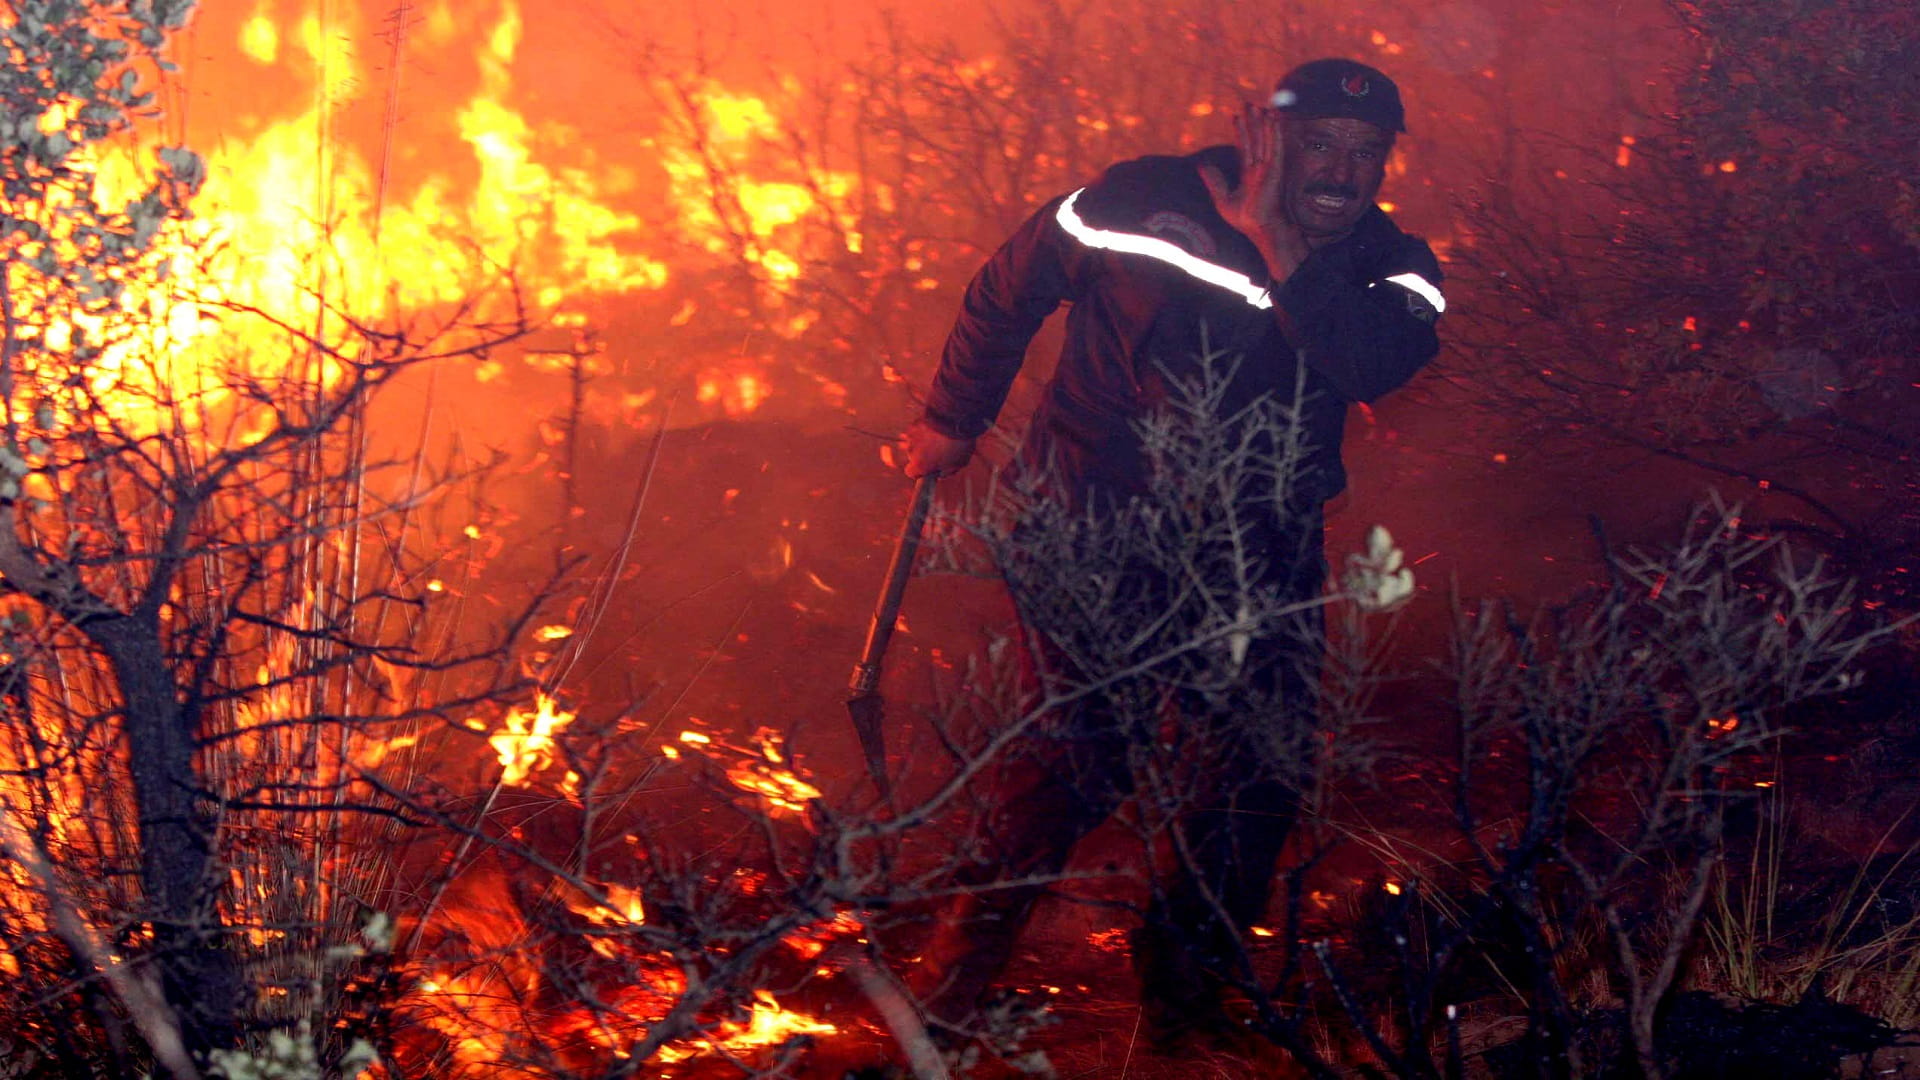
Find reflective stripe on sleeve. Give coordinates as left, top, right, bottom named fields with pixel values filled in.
left=1055, top=189, right=1274, bottom=310
left=1380, top=271, right=1446, bottom=314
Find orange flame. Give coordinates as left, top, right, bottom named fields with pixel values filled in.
left=704, top=990, right=837, bottom=1050
left=486, top=692, right=576, bottom=786
left=199, top=0, right=668, bottom=316
left=570, top=883, right=647, bottom=928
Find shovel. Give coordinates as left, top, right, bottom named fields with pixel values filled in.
left=846, top=473, right=938, bottom=800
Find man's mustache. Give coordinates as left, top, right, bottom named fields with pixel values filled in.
left=1304, top=183, right=1360, bottom=200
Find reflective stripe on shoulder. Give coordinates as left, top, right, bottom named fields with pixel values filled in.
left=1380, top=271, right=1446, bottom=314
left=1055, top=189, right=1273, bottom=310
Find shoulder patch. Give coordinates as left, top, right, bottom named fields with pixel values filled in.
left=1142, top=211, right=1218, bottom=258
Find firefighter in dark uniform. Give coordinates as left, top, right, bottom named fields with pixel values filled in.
left=900, top=58, right=1445, bottom=1040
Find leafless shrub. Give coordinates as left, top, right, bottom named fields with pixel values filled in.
left=1296, top=500, right=1907, bottom=1079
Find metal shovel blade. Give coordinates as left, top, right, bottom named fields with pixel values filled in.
left=844, top=474, right=937, bottom=799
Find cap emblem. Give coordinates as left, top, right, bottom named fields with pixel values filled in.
left=1341, top=74, right=1371, bottom=98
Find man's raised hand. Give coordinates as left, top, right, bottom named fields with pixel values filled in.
left=1199, top=103, right=1310, bottom=280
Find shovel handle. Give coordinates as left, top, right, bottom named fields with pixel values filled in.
left=849, top=474, right=938, bottom=695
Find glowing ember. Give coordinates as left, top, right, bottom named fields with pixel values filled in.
left=724, top=762, right=823, bottom=814
left=784, top=911, right=863, bottom=961
left=724, top=730, right=823, bottom=814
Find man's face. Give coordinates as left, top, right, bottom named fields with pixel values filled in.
left=1279, top=116, right=1393, bottom=245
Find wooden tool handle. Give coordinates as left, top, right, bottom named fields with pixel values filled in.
left=849, top=474, right=938, bottom=695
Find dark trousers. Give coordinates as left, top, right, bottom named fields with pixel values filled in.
left=916, top=538, right=1323, bottom=1024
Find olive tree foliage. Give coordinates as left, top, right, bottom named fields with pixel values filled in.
left=0, top=1, right=536, bottom=1073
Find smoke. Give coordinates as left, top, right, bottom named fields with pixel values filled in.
left=147, top=0, right=1804, bottom=737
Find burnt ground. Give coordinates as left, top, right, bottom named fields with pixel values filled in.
left=454, top=414, right=1920, bottom=1078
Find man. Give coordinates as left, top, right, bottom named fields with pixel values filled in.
left=900, top=58, right=1444, bottom=1041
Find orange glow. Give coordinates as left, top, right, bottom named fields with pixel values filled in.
left=697, top=369, right=775, bottom=417
left=408, top=891, right=545, bottom=1066
left=238, top=15, right=278, bottom=63
left=659, top=86, right=859, bottom=290
left=354, top=730, right=421, bottom=770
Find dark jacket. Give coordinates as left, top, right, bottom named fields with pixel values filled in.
left=922, top=144, right=1444, bottom=508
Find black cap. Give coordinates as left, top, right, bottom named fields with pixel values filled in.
left=1271, top=58, right=1407, bottom=134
